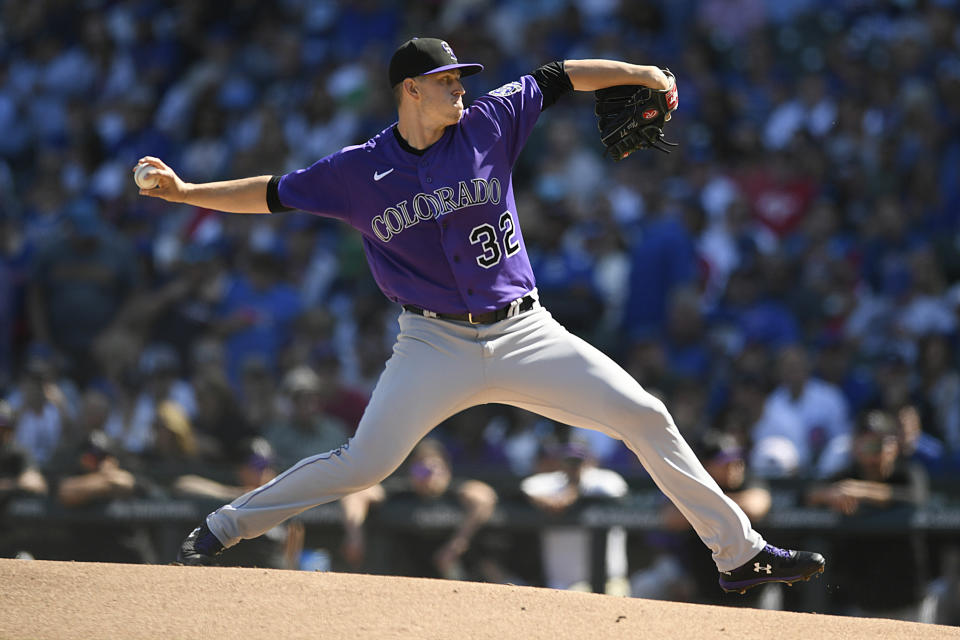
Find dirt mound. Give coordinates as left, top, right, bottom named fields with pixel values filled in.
left=0, top=559, right=953, bottom=640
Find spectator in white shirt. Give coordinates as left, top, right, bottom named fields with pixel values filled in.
left=752, top=345, right=852, bottom=478
left=521, top=441, right=629, bottom=594
left=12, top=359, right=70, bottom=469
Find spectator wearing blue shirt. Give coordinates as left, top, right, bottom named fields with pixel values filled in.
left=708, top=266, right=799, bottom=356
left=216, top=241, right=301, bottom=388
left=895, top=403, right=948, bottom=478
left=663, top=286, right=711, bottom=381
left=623, top=206, right=698, bottom=341
left=527, top=208, right=604, bottom=339
left=27, top=200, right=139, bottom=384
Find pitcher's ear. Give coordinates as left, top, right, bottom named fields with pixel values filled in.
left=406, top=78, right=422, bottom=98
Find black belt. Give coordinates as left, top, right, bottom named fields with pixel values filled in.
left=403, top=294, right=538, bottom=325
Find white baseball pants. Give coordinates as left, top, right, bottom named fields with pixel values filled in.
left=207, top=305, right=765, bottom=571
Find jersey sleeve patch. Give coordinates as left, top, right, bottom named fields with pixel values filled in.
left=488, top=81, right=523, bottom=97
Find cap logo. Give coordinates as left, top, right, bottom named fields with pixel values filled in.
left=440, top=41, right=457, bottom=62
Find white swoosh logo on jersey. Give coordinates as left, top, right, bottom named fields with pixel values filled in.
left=373, top=168, right=394, bottom=181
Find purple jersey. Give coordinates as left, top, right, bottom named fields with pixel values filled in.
left=278, top=75, right=543, bottom=315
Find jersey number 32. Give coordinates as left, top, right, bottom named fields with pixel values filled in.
left=469, top=211, right=520, bottom=269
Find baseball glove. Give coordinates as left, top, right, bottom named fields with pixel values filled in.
left=595, top=69, right=679, bottom=160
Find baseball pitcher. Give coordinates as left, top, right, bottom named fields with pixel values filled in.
left=138, top=38, right=824, bottom=594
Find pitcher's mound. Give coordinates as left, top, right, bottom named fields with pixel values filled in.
left=0, top=559, right=953, bottom=639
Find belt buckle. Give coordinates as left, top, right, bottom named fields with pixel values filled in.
left=467, top=312, right=479, bottom=325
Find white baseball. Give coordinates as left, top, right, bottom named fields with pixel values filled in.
left=134, top=163, right=160, bottom=189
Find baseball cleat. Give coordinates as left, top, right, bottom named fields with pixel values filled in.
left=175, top=522, right=225, bottom=566
left=718, top=544, right=825, bottom=594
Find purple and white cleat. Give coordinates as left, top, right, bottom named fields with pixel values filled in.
left=719, top=544, right=825, bottom=594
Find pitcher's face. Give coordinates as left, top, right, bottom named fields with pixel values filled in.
left=414, top=70, right=465, bottom=126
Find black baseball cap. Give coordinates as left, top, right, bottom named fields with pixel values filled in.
left=389, top=38, right=483, bottom=87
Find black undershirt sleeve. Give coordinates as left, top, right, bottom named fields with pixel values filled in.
left=267, top=175, right=294, bottom=213
left=532, top=61, right=575, bottom=111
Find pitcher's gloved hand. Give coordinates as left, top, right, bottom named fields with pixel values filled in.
left=595, top=68, right=679, bottom=160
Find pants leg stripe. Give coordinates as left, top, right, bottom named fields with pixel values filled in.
left=232, top=442, right=350, bottom=510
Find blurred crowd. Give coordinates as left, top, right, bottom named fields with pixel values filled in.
left=2, top=0, right=960, bottom=624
